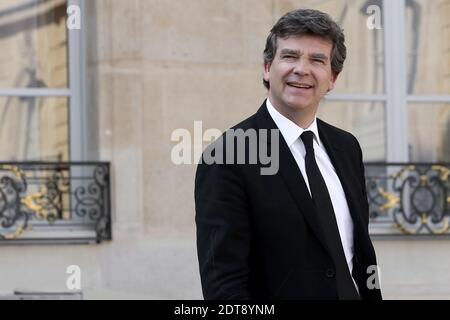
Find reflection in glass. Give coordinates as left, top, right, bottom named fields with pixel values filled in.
left=0, top=0, right=68, bottom=88
left=405, top=0, right=450, bottom=94
left=408, top=104, right=450, bottom=162
left=0, top=96, right=69, bottom=161
left=317, top=100, right=385, bottom=161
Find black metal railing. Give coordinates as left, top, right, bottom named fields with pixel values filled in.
left=365, top=163, right=450, bottom=237
left=1, top=161, right=448, bottom=241
left=0, top=162, right=111, bottom=244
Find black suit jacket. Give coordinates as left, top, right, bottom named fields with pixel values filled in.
left=195, top=101, right=382, bottom=300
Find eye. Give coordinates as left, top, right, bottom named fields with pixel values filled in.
left=312, top=59, right=325, bottom=64
left=281, top=54, right=297, bottom=60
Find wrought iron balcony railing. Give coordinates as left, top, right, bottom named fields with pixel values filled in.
left=366, top=163, right=450, bottom=237
left=1, top=161, right=448, bottom=242
left=0, top=162, right=111, bottom=244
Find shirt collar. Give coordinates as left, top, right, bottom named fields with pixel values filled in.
left=266, top=98, right=321, bottom=148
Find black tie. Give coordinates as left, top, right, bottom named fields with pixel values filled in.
left=300, top=131, right=360, bottom=300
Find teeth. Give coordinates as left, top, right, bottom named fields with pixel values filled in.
left=288, top=83, right=312, bottom=89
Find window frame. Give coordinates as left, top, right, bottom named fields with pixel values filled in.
left=325, top=0, right=450, bottom=162
left=0, top=0, right=87, bottom=162
left=324, top=0, right=450, bottom=237
left=0, top=0, right=108, bottom=244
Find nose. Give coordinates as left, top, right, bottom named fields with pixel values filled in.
left=293, top=57, right=310, bottom=76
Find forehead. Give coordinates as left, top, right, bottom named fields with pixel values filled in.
left=277, top=34, right=333, bottom=56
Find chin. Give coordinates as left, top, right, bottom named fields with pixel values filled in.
left=285, top=101, right=311, bottom=111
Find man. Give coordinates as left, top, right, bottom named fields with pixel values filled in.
left=195, top=8, right=382, bottom=300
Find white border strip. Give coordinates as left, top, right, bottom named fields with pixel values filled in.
left=325, top=94, right=387, bottom=102
left=0, top=88, right=71, bottom=96
left=384, top=0, right=408, bottom=162
left=68, top=0, right=85, bottom=161
left=407, top=95, right=450, bottom=103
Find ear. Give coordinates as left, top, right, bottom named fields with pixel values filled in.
left=328, top=72, right=339, bottom=91
left=263, top=61, right=271, bottom=83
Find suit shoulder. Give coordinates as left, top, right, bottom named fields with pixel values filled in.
left=198, top=112, right=259, bottom=167
left=229, top=112, right=259, bottom=131
left=206, top=112, right=259, bottom=149
left=318, top=118, right=360, bottom=145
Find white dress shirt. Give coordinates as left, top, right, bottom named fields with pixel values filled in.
left=266, top=99, right=358, bottom=290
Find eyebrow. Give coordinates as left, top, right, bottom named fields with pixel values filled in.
left=310, top=53, right=328, bottom=61
left=280, top=49, right=300, bottom=56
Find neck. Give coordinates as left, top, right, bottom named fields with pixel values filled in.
left=269, top=99, right=317, bottom=129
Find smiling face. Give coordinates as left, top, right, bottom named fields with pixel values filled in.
left=264, top=34, right=338, bottom=125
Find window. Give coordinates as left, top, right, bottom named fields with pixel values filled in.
left=0, top=0, right=110, bottom=243
left=405, top=0, right=450, bottom=162
left=301, top=0, right=450, bottom=236
left=0, top=0, right=68, bottom=160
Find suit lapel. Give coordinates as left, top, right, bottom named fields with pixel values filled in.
left=255, top=102, right=330, bottom=254
left=317, top=119, right=368, bottom=240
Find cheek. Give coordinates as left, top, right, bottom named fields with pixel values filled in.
left=274, top=64, right=291, bottom=77
left=271, top=70, right=285, bottom=86
left=319, top=72, right=334, bottom=87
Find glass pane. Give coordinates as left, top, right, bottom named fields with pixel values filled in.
left=408, top=103, right=450, bottom=162
left=278, top=0, right=384, bottom=94
left=405, top=0, right=450, bottom=94
left=317, top=100, right=386, bottom=161
left=0, top=96, right=69, bottom=161
left=0, top=0, right=68, bottom=88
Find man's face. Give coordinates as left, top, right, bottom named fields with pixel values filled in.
left=264, top=34, right=337, bottom=117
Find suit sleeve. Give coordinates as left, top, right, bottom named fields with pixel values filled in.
left=195, top=156, right=252, bottom=300
left=354, top=137, right=370, bottom=229
left=353, top=136, right=383, bottom=300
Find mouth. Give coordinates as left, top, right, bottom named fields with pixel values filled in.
left=286, top=82, right=314, bottom=90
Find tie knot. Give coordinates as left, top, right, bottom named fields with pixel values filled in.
left=301, top=131, right=315, bottom=153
